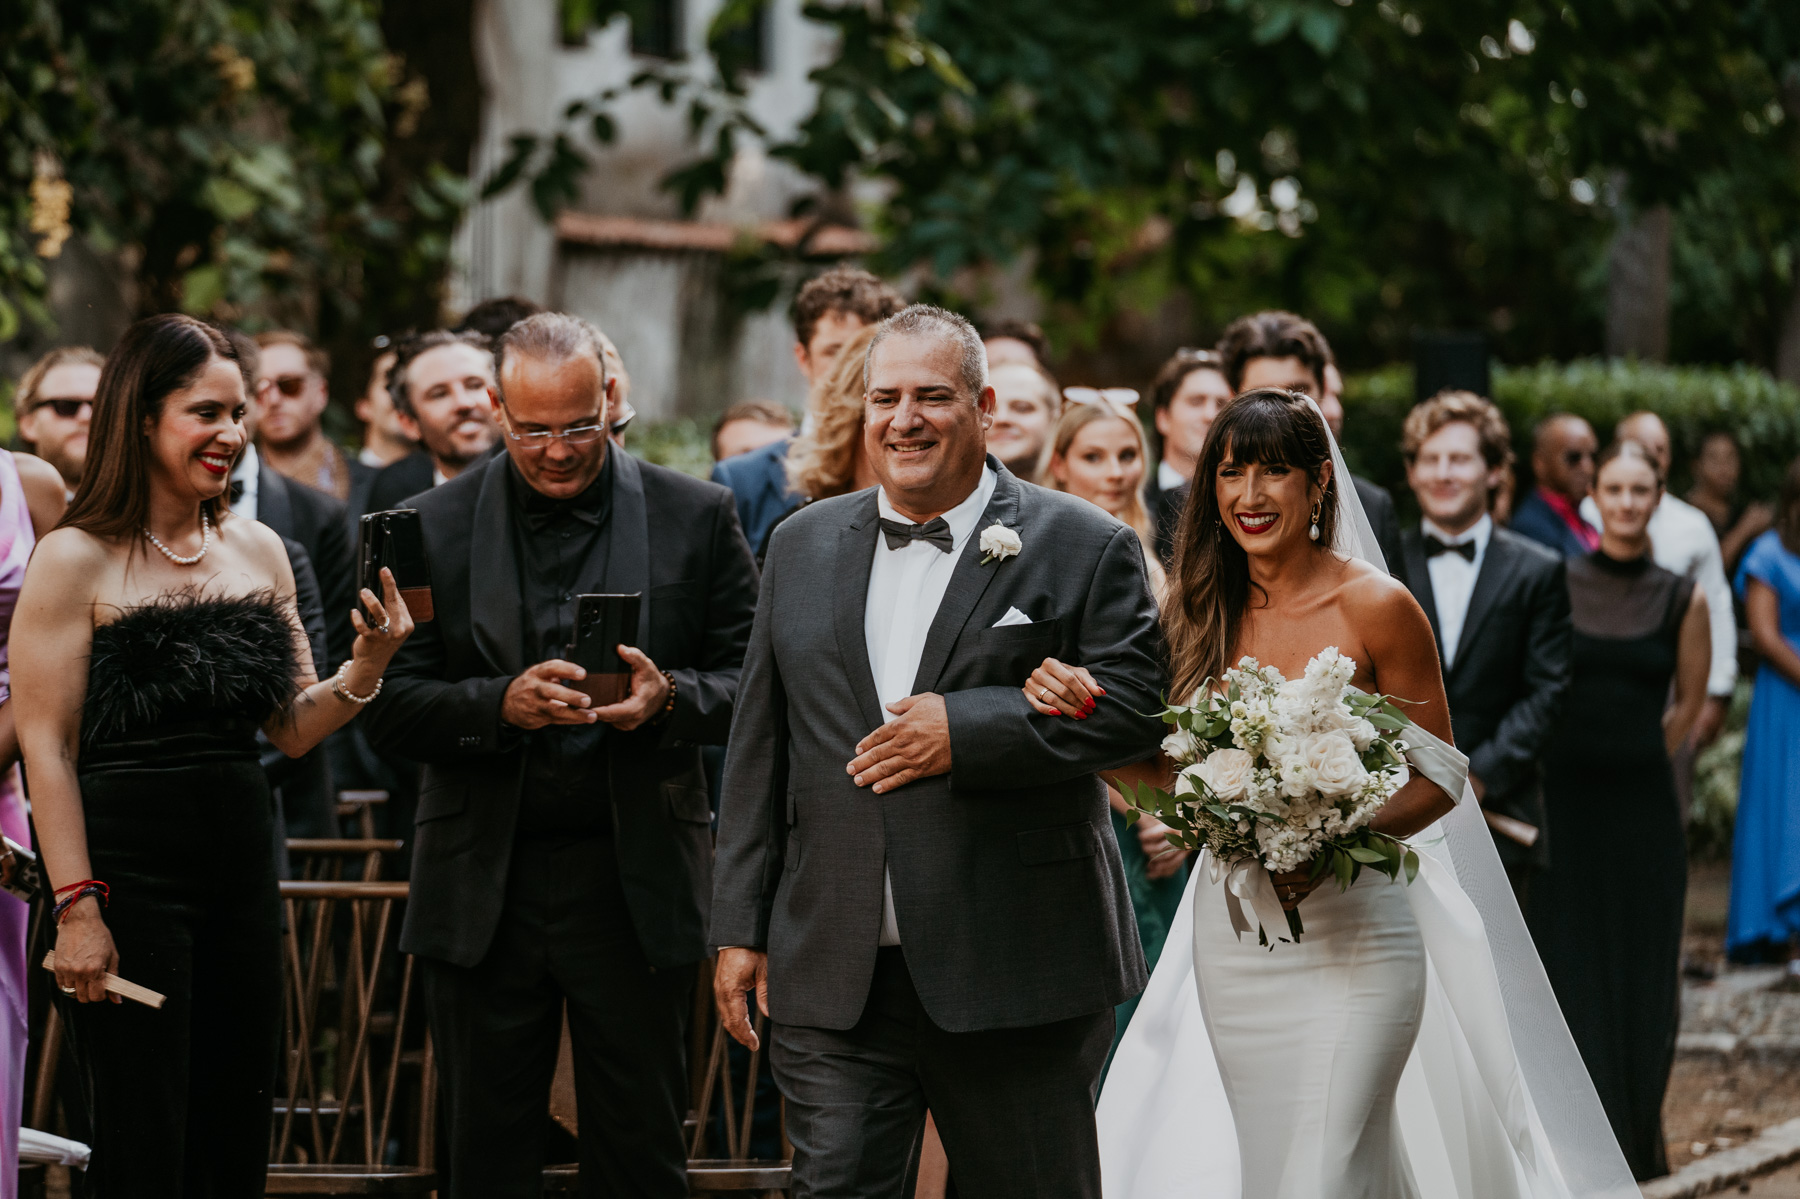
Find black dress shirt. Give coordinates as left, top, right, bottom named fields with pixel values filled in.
left=510, top=456, right=614, bottom=837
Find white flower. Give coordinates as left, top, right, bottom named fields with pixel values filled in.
left=1275, top=753, right=1313, bottom=799
left=1161, top=727, right=1201, bottom=763
left=1195, top=748, right=1255, bottom=802
left=1305, top=730, right=1369, bottom=798
left=979, top=522, right=1022, bottom=564
left=1348, top=716, right=1378, bottom=752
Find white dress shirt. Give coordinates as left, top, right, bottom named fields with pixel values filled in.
left=1581, top=492, right=1736, bottom=696
left=229, top=444, right=261, bottom=523
left=1422, top=514, right=1491, bottom=672
left=865, top=466, right=997, bottom=946
left=1157, top=461, right=1187, bottom=492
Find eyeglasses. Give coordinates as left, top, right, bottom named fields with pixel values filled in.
left=1062, top=387, right=1141, bottom=417
left=1562, top=449, right=1596, bottom=467
left=28, top=398, right=92, bottom=419
left=496, top=397, right=607, bottom=447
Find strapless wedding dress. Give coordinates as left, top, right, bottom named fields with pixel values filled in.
left=1097, top=717, right=1640, bottom=1199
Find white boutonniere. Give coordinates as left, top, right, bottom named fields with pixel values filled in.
left=979, top=522, right=1022, bottom=565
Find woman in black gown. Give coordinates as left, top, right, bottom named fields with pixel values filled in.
left=12, top=314, right=414, bottom=1197
left=1528, top=438, right=1711, bottom=1180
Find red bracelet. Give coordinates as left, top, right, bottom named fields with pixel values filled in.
left=53, top=879, right=106, bottom=897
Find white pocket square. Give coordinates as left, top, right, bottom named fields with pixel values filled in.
left=993, top=607, right=1032, bottom=628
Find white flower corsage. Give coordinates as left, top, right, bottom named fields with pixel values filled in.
left=979, top=522, right=1022, bottom=565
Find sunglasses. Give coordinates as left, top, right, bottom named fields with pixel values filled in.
left=1562, top=449, right=1595, bottom=467
left=28, top=398, right=92, bottom=419
left=1062, top=387, right=1141, bottom=417
left=267, top=374, right=311, bottom=399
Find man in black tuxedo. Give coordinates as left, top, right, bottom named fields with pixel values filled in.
left=711, top=305, right=1166, bottom=1198
left=1397, top=391, right=1572, bottom=902
left=361, top=330, right=501, bottom=516
left=1218, top=311, right=1408, bottom=584
left=363, top=313, right=759, bottom=1197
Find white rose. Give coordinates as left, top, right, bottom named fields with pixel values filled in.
left=1348, top=716, right=1378, bottom=752
left=1276, top=753, right=1313, bottom=799
left=1195, top=748, right=1255, bottom=802
left=979, top=523, right=1022, bottom=563
left=1161, top=727, right=1200, bottom=763
left=1305, top=730, right=1369, bottom=797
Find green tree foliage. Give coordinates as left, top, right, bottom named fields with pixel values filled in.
left=0, top=0, right=468, bottom=371
left=534, top=0, right=1800, bottom=369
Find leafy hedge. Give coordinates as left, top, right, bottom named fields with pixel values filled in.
left=1340, top=360, right=1800, bottom=504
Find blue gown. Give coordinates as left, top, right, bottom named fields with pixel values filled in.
left=1727, top=530, right=1800, bottom=954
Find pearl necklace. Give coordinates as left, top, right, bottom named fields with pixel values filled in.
left=144, top=510, right=211, bottom=566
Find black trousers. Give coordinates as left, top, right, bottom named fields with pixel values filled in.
left=772, top=947, right=1114, bottom=1199
left=60, top=736, right=283, bottom=1198
left=422, top=834, right=693, bottom=1199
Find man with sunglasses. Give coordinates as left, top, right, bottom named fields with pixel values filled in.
left=14, top=345, right=104, bottom=497
left=363, top=312, right=758, bottom=1198
left=254, top=331, right=358, bottom=503
left=1511, top=413, right=1601, bottom=557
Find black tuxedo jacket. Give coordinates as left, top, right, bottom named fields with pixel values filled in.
left=258, top=463, right=354, bottom=669
left=363, top=451, right=436, bottom=517
left=362, top=448, right=759, bottom=969
left=1354, top=475, right=1408, bottom=588
left=1145, top=473, right=1187, bottom=566
left=1400, top=525, right=1571, bottom=868
left=711, top=459, right=1165, bottom=1033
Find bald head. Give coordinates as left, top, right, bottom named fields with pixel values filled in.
left=1616, top=411, right=1671, bottom=475
left=1532, top=413, right=1598, bottom=503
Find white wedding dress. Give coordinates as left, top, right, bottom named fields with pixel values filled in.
left=1096, top=408, right=1640, bottom=1199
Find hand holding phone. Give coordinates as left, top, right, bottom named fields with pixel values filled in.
left=567, top=593, right=641, bottom=706
left=358, top=509, right=435, bottom=623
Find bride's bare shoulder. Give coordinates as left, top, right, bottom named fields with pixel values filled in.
left=1334, top=554, right=1432, bottom=646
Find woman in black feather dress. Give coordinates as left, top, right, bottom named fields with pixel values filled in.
left=11, top=314, right=414, bottom=1197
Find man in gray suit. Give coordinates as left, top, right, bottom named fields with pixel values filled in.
left=710, top=305, right=1167, bottom=1198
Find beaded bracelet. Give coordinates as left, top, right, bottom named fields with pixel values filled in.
left=52, top=880, right=109, bottom=925
left=651, top=670, right=677, bottom=726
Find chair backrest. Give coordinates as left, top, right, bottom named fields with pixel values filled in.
left=274, top=879, right=433, bottom=1170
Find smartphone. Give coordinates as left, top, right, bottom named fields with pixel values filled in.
left=358, top=509, right=435, bottom=623
left=567, top=593, right=641, bottom=706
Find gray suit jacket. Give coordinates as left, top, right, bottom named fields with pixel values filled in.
left=711, top=459, right=1166, bottom=1033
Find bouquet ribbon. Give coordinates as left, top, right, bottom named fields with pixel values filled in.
left=1210, top=855, right=1292, bottom=944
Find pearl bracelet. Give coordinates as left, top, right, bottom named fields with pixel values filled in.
left=332, top=660, right=383, bottom=705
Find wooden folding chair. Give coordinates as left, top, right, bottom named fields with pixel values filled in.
left=271, top=879, right=435, bottom=1194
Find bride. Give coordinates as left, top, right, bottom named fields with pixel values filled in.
left=1023, top=390, right=1639, bottom=1198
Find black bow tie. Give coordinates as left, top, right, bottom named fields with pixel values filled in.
left=879, top=516, right=954, bottom=553
left=1424, top=534, right=1476, bottom=562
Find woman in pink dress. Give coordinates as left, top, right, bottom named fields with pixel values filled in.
left=0, top=444, right=69, bottom=1194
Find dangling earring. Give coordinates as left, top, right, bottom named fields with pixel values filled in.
left=1308, top=501, right=1321, bottom=542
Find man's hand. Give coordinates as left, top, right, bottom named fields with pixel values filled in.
left=848, top=693, right=952, bottom=794
left=1135, top=818, right=1190, bottom=880
left=502, top=660, right=598, bottom=730
left=1693, top=695, right=1729, bottom=749
left=590, top=646, right=671, bottom=732
left=713, top=947, right=769, bottom=1050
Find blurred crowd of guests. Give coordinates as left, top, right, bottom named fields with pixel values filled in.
left=1, top=261, right=1797, bottom=1192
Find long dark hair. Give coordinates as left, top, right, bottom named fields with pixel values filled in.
left=60, top=314, right=242, bottom=541
left=1166, top=389, right=1339, bottom=701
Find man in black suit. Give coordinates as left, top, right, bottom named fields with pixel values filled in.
left=1143, top=347, right=1234, bottom=564
left=363, top=313, right=758, bottom=1198
left=361, top=330, right=500, bottom=516
left=1218, top=311, right=1408, bottom=584
left=711, top=305, right=1166, bottom=1198
left=1398, top=391, right=1572, bottom=902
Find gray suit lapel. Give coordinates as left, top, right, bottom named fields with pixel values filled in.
left=468, top=454, right=525, bottom=676
left=911, top=458, right=1022, bottom=695
left=835, top=491, right=885, bottom=730
left=1450, top=532, right=1510, bottom=678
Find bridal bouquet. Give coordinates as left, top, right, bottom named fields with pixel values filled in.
left=1124, top=647, right=1420, bottom=944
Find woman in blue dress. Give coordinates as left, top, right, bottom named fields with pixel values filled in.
left=1727, top=458, right=1800, bottom=966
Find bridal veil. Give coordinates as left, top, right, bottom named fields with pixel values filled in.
left=1096, top=400, right=1640, bottom=1198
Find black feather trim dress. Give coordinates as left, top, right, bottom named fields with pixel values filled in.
left=57, top=593, right=298, bottom=1197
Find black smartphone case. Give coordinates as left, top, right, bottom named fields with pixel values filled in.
left=568, top=593, right=640, bottom=706
left=358, top=509, right=435, bottom=622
